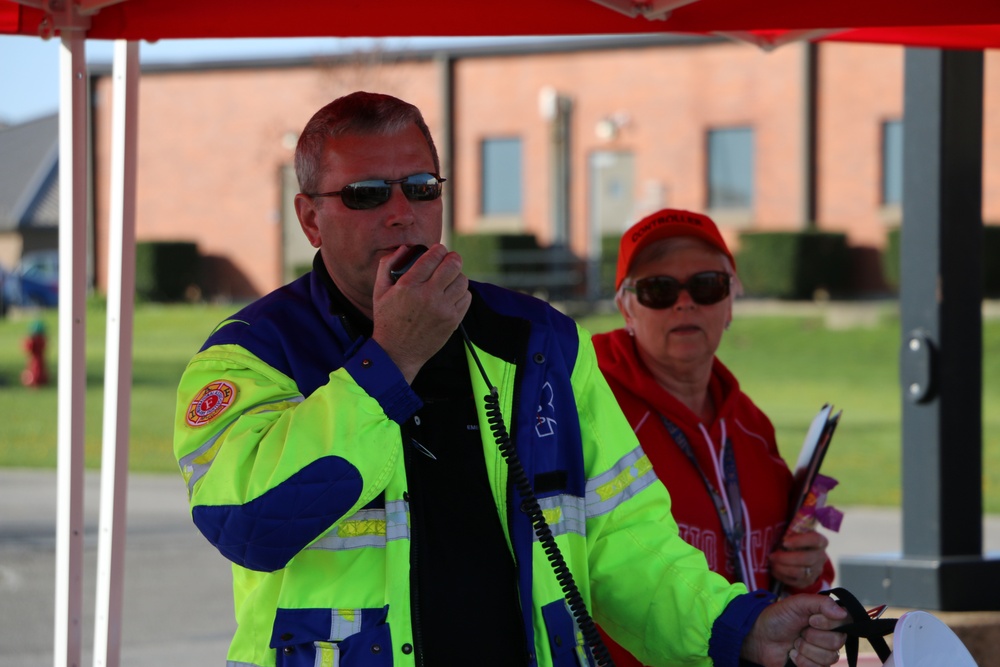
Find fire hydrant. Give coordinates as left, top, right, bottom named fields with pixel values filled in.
left=21, top=320, right=49, bottom=388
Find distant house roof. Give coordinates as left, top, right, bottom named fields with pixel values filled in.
left=0, top=113, right=59, bottom=233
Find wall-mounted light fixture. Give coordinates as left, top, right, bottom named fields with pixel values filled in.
left=595, top=112, right=631, bottom=140
left=538, top=86, right=559, bottom=120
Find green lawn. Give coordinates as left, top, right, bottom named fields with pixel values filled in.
left=577, top=306, right=1000, bottom=512
left=2, top=300, right=999, bottom=512
left=0, top=302, right=233, bottom=473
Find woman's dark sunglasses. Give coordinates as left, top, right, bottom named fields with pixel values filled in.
left=306, top=172, right=446, bottom=210
left=624, top=271, right=731, bottom=309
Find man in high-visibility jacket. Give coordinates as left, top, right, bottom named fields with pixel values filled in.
left=174, top=91, right=848, bottom=667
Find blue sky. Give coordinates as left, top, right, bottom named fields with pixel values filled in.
left=0, top=35, right=522, bottom=125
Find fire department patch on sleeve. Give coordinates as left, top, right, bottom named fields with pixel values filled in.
left=186, top=380, right=237, bottom=427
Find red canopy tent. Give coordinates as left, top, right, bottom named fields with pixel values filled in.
left=3, top=0, right=1000, bottom=46
left=2, top=2, right=998, bottom=667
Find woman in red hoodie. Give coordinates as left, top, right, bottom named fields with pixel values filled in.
left=592, top=208, right=834, bottom=666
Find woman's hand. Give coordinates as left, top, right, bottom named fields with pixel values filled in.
left=770, top=530, right=829, bottom=590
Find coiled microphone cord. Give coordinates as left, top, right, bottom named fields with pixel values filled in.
left=460, top=324, right=615, bottom=667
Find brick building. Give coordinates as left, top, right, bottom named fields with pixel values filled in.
left=86, top=36, right=1000, bottom=300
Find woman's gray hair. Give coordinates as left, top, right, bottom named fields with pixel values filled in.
left=294, top=91, right=440, bottom=195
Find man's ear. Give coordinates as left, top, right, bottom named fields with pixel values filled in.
left=294, top=193, right=322, bottom=248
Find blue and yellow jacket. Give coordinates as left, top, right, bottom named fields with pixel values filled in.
left=174, top=269, right=769, bottom=667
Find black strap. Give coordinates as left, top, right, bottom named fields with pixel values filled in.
left=783, top=588, right=896, bottom=667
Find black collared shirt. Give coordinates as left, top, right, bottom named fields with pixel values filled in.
left=315, top=254, right=527, bottom=665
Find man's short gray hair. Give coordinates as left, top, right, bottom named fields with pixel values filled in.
left=294, top=91, right=440, bottom=195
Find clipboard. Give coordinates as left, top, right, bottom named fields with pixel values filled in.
left=771, top=404, right=841, bottom=596
left=788, top=404, right=841, bottom=520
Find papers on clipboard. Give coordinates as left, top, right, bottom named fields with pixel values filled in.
left=771, top=404, right=843, bottom=596
left=788, top=404, right=841, bottom=520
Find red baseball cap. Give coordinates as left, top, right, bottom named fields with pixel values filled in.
left=615, top=208, right=736, bottom=290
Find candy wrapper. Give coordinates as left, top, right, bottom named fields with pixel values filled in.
left=787, top=473, right=843, bottom=534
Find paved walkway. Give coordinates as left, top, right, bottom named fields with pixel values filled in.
left=2, top=469, right=998, bottom=666
left=0, top=470, right=232, bottom=666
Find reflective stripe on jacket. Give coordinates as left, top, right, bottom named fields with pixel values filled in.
left=174, top=269, right=750, bottom=667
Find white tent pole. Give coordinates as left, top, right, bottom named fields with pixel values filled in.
left=54, top=29, right=89, bottom=667
left=92, top=39, right=139, bottom=667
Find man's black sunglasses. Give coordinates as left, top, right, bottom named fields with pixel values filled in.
left=623, top=271, right=731, bottom=309
left=306, top=172, right=446, bottom=210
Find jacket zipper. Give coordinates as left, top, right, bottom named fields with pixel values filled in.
left=401, top=423, right=426, bottom=667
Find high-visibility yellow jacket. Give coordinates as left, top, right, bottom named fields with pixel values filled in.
left=174, top=270, right=769, bottom=667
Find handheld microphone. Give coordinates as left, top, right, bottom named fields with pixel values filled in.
left=389, top=244, right=429, bottom=283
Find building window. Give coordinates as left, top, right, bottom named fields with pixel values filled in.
left=882, top=119, right=903, bottom=206
left=707, top=127, right=754, bottom=210
left=481, top=138, right=522, bottom=215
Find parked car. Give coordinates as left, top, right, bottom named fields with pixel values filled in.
left=2, top=250, right=59, bottom=310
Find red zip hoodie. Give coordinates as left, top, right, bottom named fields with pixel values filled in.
left=593, top=328, right=834, bottom=666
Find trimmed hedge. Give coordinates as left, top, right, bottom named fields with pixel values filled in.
left=883, top=227, right=902, bottom=292
left=987, top=226, right=1000, bottom=298
left=736, top=231, right=849, bottom=299
left=599, top=234, right=621, bottom=299
left=452, top=233, right=540, bottom=279
left=136, top=241, right=200, bottom=302
left=883, top=224, right=1000, bottom=297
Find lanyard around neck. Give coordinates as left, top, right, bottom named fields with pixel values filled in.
left=659, top=415, right=750, bottom=585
